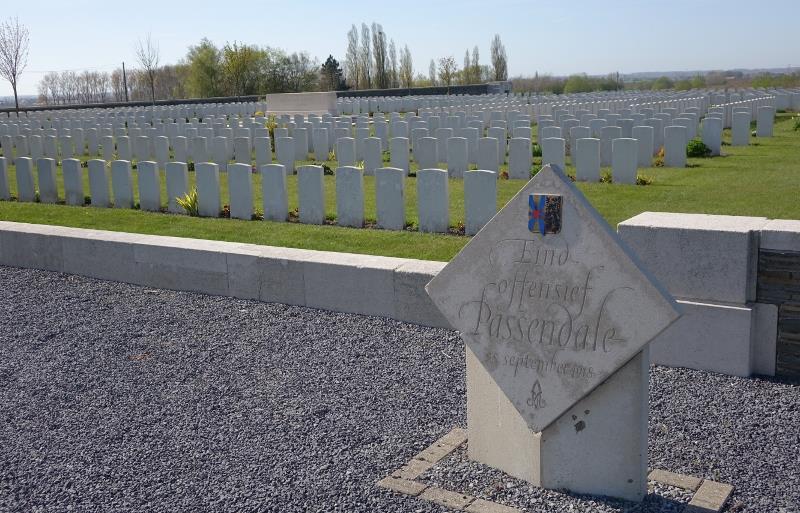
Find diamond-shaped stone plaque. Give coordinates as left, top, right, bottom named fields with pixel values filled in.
left=426, top=165, right=680, bottom=432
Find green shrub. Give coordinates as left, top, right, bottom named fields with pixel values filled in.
left=532, top=144, right=542, bottom=157
left=686, top=138, right=711, bottom=158
left=793, top=117, right=800, bottom=131
left=176, top=188, right=199, bottom=217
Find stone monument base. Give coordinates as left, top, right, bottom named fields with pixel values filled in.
left=466, top=347, right=649, bottom=502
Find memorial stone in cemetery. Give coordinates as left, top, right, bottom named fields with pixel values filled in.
left=426, top=164, right=681, bottom=501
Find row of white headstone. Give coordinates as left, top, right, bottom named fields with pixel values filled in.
left=0, top=157, right=502, bottom=235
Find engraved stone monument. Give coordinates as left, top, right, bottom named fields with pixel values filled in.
left=426, top=164, right=680, bottom=501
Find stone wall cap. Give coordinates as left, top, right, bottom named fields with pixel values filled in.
left=760, top=219, right=800, bottom=252
left=618, top=212, right=768, bottom=233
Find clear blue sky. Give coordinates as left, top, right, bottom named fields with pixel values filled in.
left=2, top=0, right=797, bottom=96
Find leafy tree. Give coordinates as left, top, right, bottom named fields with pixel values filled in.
left=221, top=42, right=264, bottom=96
left=651, top=76, right=674, bottom=90
left=490, top=34, right=507, bottom=81
left=674, top=79, right=692, bottom=91
left=320, top=55, right=345, bottom=91
left=690, top=74, right=706, bottom=88
left=186, top=38, right=222, bottom=98
left=563, top=74, right=593, bottom=93
left=438, top=56, right=457, bottom=86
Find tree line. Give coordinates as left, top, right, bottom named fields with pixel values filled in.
left=344, top=23, right=509, bottom=90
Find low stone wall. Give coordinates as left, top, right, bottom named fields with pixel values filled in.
left=3, top=214, right=800, bottom=379
left=0, top=221, right=447, bottom=329
left=619, top=213, right=800, bottom=379
left=757, top=220, right=800, bottom=377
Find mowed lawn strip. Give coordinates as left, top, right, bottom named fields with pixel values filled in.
left=0, top=114, right=798, bottom=261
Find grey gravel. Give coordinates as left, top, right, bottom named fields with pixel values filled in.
left=0, top=266, right=798, bottom=512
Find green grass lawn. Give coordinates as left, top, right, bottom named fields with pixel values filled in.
left=1, top=114, right=798, bottom=261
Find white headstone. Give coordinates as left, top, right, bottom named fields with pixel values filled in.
left=88, top=159, right=111, bottom=208
left=262, top=164, right=289, bottom=222
left=298, top=165, right=325, bottom=224
left=375, top=167, right=405, bottom=230
left=336, top=166, right=365, bottom=227
left=228, top=162, right=253, bottom=220
left=62, top=158, right=84, bottom=206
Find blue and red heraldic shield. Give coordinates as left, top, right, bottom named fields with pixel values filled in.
left=528, top=194, right=562, bottom=235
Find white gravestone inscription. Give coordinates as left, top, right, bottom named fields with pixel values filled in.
left=426, top=164, right=679, bottom=432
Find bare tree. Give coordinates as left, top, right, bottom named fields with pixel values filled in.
left=388, top=39, right=398, bottom=88
left=0, top=17, right=30, bottom=111
left=462, top=50, right=471, bottom=85
left=136, top=32, right=160, bottom=104
left=371, top=22, right=389, bottom=89
left=438, top=56, right=457, bottom=87
left=471, top=46, right=480, bottom=83
left=490, top=34, right=507, bottom=81
left=358, top=23, right=371, bottom=89
left=345, top=25, right=360, bottom=89
left=399, top=45, right=413, bottom=88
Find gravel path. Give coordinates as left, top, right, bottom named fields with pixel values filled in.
left=0, top=266, right=797, bottom=512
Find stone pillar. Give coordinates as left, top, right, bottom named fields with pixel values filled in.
left=62, top=158, right=84, bottom=206
left=417, top=168, right=449, bottom=233
left=336, top=166, right=365, bottom=227
left=297, top=165, right=325, bottom=225
left=88, top=159, right=111, bottom=208
left=375, top=167, right=405, bottom=230
left=111, top=160, right=134, bottom=209
left=612, top=138, right=638, bottom=184
left=228, top=163, right=253, bottom=220
left=575, top=138, right=600, bottom=182
left=464, top=170, right=497, bottom=236
left=466, top=348, right=649, bottom=502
